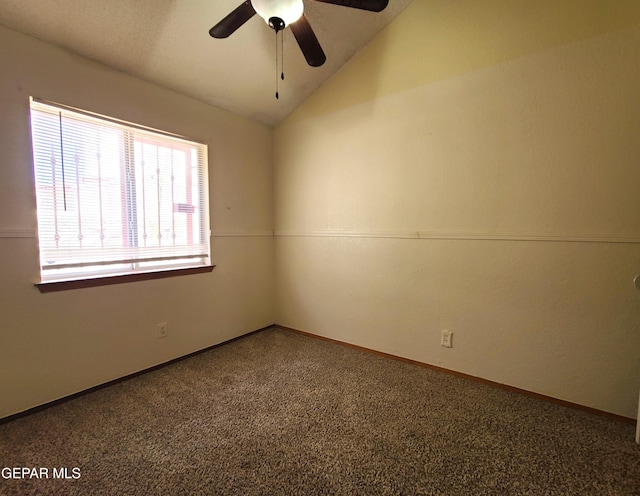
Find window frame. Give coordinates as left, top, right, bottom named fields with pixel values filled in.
left=29, top=98, right=214, bottom=292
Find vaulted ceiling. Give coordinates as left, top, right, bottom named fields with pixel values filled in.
left=0, top=0, right=413, bottom=126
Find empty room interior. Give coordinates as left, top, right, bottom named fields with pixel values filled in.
left=1, top=0, right=639, bottom=493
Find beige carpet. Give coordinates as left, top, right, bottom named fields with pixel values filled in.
left=1, top=327, right=638, bottom=495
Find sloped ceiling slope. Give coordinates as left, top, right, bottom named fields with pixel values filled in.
left=0, top=0, right=413, bottom=126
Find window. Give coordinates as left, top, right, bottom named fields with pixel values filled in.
left=30, top=98, right=211, bottom=287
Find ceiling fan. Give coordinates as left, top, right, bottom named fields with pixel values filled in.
left=209, top=0, right=389, bottom=68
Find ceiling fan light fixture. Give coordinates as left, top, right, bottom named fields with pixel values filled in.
left=251, top=0, right=304, bottom=28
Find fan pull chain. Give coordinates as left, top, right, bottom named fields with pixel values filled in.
left=281, top=29, right=285, bottom=82
left=275, top=29, right=279, bottom=99
left=275, top=28, right=286, bottom=100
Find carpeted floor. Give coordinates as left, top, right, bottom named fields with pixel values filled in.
left=1, top=327, right=638, bottom=495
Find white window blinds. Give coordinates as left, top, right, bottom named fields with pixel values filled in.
left=30, top=98, right=211, bottom=282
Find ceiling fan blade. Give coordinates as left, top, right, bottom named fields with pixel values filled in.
left=209, top=1, right=256, bottom=38
left=290, top=14, right=326, bottom=67
left=314, top=0, right=389, bottom=12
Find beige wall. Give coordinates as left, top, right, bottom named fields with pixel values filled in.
left=0, top=26, right=275, bottom=419
left=274, top=1, right=640, bottom=418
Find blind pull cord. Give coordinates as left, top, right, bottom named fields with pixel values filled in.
left=58, top=112, right=67, bottom=211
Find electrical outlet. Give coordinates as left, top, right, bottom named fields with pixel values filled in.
left=158, top=322, right=168, bottom=339
left=441, top=329, right=453, bottom=348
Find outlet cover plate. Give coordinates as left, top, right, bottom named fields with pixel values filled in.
left=158, top=322, right=168, bottom=339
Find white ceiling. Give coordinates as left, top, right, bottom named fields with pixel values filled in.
left=0, top=0, right=413, bottom=126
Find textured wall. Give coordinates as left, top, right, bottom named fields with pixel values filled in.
left=0, top=26, right=275, bottom=419
left=274, top=1, right=640, bottom=418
